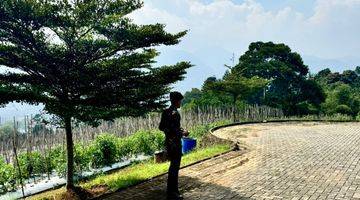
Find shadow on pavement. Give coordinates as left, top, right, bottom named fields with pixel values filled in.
left=100, top=175, right=252, bottom=200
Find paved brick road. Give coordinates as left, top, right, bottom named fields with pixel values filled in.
left=101, top=122, right=360, bottom=200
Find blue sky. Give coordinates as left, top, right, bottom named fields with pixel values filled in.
left=2, top=0, right=360, bottom=119
left=243, top=0, right=315, bottom=13
left=128, top=0, right=360, bottom=92
left=200, top=0, right=315, bottom=14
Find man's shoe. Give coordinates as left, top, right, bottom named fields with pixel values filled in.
left=167, top=192, right=183, bottom=200
left=176, top=193, right=183, bottom=199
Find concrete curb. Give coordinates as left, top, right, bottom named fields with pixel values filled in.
left=209, top=119, right=359, bottom=134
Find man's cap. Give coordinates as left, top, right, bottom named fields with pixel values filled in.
left=170, top=91, right=184, bottom=101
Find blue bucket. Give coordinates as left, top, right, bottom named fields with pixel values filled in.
left=181, top=137, right=197, bottom=154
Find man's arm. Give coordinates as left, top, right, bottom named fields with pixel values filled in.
left=159, top=110, right=168, bottom=132
left=159, top=109, right=187, bottom=138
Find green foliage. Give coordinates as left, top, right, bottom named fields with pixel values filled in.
left=182, top=74, right=268, bottom=112
left=125, top=130, right=165, bottom=156
left=233, top=41, right=325, bottom=115
left=356, top=113, right=360, bottom=121
left=189, top=125, right=208, bottom=139
left=277, top=114, right=355, bottom=122
left=52, top=145, right=91, bottom=177
left=74, top=144, right=92, bottom=173
left=182, top=89, right=233, bottom=110
left=321, top=83, right=360, bottom=117
left=211, top=74, right=269, bottom=105
left=82, top=144, right=231, bottom=192
left=0, top=0, right=191, bottom=187
left=51, top=130, right=165, bottom=173
left=28, top=143, right=232, bottom=199
left=209, top=120, right=233, bottom=129
left=335, top=105, right=352, bottom=115
left=1, top=119, right=228, bottom=193
left=202, top=72, right=268, bottom=121
left=0, top=158, right=15, bottom=193
left=51, top=147, right=67, bottom=178
left=235, top=41, right=308, bottom=79
left=314, top=67, right=360, bottom=117
left=0, top=0, right=191, bottom=124
left=90, top=134, right=118, bottom=168
left=116, top=137, right=135, bottom=159
left=189, top=120, right=232, bottom=141
left=51, top=130, right=165, bottom=176
left=356, top=66, right=360, bottom=76
left=18, top=151, right=45, bottom=179
left=182, top=42, right=326, bottom=116
left=0, top=123, right=13, bottom=138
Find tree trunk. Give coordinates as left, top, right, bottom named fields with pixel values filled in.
left=64, top=117, right=75, bottom=190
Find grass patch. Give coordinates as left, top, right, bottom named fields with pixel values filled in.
left=27, top=144, right=231, bottom=200
left=84, top=144, right=231, bottom=190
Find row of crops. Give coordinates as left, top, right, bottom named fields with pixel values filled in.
left=0, top=120, right=231, bottom=194
left=0, top=105, right=284, bottom=165
left=0, top=130, right=163, bottom=194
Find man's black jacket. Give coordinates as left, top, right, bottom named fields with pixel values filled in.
left=159, top=105, right=183, bottom=153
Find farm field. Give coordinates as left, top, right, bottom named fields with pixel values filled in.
left=0, top=106, right=282, bottom=199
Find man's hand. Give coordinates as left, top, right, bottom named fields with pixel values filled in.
left=182, top=129, right=190, bottom=137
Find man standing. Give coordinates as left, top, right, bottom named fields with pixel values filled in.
left=159, top=91, right=189, bottom=200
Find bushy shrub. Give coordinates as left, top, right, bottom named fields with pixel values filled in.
left=1, top=120, right=232, bottom=186
left=0, top=158, right=15, bottom=194
left=18, top=151, right=45, bottom=179
left=52, top=145, right=91, bottom=177
left=208, top=120, right=232, bottom=129
left=152, top=130, right=165, bottom=152
left=129, top=130, right=164, bottom=156
left=90, top=133, right=118, bottom=168
left=335, top=104, right=352, bottom=115
left=189, top=120, right=231, bottom=139
left=74, top=144, right=91, bottom=174
left=321, top=114, right=353, bottom=121
left=116, top=130, right=164, bottom=159
left=357, top=112, right=360, bottom=121
left=117, top=137, right=134, bottom=159
left=51, top=146, right=67, bottom=177
left=189, top=125, right=208, bottom=139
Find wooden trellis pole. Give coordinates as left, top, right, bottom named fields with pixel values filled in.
left=12, top=117, right=24, bottom=197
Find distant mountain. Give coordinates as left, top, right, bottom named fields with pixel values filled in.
left=302, top=55, right=360, bottom=73
left=155, top=46, right=232, bottom=93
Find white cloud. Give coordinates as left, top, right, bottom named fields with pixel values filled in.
left=126, top=0, right=360, bottom=93
left=128, top=0, right=360, bottom=59
left=129, top=2, right=189, bottom=33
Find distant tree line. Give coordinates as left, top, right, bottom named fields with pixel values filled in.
left=183, top=41, right=360, bottom=119
left=314, top=67, right=360, bottom=117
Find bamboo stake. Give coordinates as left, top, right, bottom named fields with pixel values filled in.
left=12, top=117, right=24, bottom=197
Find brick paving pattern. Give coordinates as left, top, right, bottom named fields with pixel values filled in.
left=101, top=122, right=360, bottom=200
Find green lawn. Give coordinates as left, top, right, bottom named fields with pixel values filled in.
left=82, top=144, right=231, bottom=190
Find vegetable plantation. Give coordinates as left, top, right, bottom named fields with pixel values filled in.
left=0, top=105, right=283, bottom=196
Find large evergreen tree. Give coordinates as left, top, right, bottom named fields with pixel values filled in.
left=0, top=0, right=191, bottom=190
left=233, top=42, right=325, bottom=115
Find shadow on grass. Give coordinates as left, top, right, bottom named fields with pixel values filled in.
left=98, top=175, right=252, bottom=200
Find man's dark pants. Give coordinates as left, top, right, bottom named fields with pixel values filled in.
left=167, top=142, right=182, bottom=195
